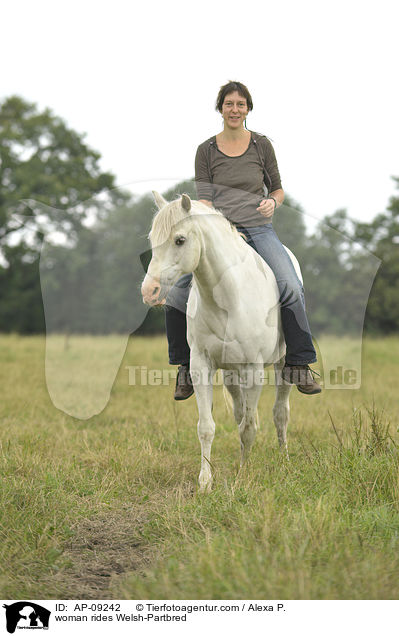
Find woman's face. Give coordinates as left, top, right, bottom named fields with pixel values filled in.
left=221, top=91, right=249, bottom=129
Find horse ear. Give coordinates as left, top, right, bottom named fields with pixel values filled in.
left=181, top=194, right=191, bottom=213
left=152, top=191, right=168, bottom=209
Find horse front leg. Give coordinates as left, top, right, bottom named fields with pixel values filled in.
left=273, top=359, right=292, bottom=459
left=191, top=354, right=216, bottom=493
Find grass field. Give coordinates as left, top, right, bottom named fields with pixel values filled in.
left=0, top=333, right=399, bottom=600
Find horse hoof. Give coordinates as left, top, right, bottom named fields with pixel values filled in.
left=198, top=478, right=213, bottom=493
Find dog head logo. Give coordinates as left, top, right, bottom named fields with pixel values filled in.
left=3, top=602, right=51, bottom=633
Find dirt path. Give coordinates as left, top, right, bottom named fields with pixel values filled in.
left=53, top=505, right=154, bottom=598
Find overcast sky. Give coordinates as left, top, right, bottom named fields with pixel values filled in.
left=2, top=0, right=398, bottom=231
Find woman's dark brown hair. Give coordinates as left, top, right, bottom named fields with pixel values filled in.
left=215, top=81, right=254, bottom=112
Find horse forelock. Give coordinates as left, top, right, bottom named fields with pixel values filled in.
left=149, top=197, right=242, bottom=247
left=149, top=199, right=186, bottom=247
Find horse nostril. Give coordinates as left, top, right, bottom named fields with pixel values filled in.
left=153, top=286, right=160, bottom=297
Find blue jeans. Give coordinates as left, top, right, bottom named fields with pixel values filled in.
left=165, top=223, right=317, bottom=366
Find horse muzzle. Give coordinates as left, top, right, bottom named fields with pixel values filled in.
left=141, top=273, right=167, bottom=306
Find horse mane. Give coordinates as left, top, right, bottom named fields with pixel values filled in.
left=149, top=196, right=242, bottom=247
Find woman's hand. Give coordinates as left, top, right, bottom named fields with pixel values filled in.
left=256, top=198, right=276, bottom=218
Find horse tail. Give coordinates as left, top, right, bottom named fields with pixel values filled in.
left=222, top=384, right=234, bottom=414
left=222, top=383, right=260, bottom=429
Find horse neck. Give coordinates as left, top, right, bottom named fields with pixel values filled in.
left=192, top=215, right=245, bottom=306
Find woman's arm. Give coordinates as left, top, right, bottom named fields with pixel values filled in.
left=256, top=137, right=284, bottom=218
left=270, top=188, right=284, bottom=208
left=195, top=144, right=213, bottom=203
left=256, top=188, right=284, bottom=218
left=198, top=199, right=213, bottom=208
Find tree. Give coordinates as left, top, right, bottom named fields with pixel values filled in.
left=362, top=176, right=399, bottom=333
left=0, top=242, right=44, bottom=332
left=39, top=191, right=165, bottom=335
left=301, top=208, right=381, bottom=335
left=0, top=95, right=128, bottom=253
left=272, top=193, right=308, bottom=262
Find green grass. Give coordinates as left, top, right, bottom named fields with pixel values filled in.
left=0, top=334, right=399, bottom=599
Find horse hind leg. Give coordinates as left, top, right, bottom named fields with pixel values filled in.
left=222, top=370, right=243, bottom=425
left=239, top=379, right=263, bottom=466
left=222, top=370, right=259, bottom=466
left=273, top=359, right=292, bottom=458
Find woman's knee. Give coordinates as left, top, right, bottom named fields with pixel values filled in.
left=277, top=279, right=304, bottom=307
left=166, top=274, right=192, bottom=312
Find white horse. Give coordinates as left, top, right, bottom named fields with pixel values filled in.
left=141, top=192, right=299, bottom=492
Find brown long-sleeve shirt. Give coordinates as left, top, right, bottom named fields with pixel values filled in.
left=194, top=130, right=282, bottom=227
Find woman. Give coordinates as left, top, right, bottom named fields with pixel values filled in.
left=166, top=80, right=321, bottom=399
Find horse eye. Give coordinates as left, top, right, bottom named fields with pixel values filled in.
left=175, top=236, right=186, bottom=246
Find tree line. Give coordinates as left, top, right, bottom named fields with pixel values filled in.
left=0, top=95, right=398, bottom=336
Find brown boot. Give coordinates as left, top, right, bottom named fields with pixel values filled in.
left=174, top=364, right=194, bottom=400
left=282, top=364, right=322, bottom=395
